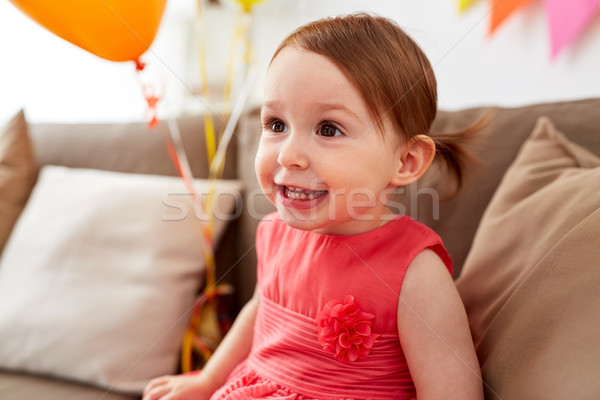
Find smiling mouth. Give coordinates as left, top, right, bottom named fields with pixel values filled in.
left=280, top=185, right=327, bottom=201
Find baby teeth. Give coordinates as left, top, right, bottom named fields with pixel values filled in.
left=284, top=186, right=324, bottom=200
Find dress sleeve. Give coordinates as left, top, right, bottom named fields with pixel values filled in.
left=427, top=241, right=453, bottom=275
left=403, top=218, right=453, bottom=276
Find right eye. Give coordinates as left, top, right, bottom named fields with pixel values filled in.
left=264, top=119, right=288, bottom=133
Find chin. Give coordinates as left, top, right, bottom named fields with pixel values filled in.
left=275, top=205, right=328, bottom=232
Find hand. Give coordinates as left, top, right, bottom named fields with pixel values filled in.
left=142, top=373, right=214, bottom=400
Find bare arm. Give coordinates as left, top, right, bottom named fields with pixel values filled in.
left=200, top=286, right=259, bottom=386
left=397, top=249, right=483, bottom=400
left=143, top=287, right=260, bottom=400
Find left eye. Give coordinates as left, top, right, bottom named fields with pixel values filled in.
left=317, top=123, right=342, bottom=137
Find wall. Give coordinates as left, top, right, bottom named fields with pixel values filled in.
left=1, top=0, right=600, bottom=124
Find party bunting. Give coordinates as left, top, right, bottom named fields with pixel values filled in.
left=544, top=0, right=600, bottom=58
left=489, top=0, right=532, bottom=34
left=459, top=0, right=600, bottom=58
left=458, top=0, right=480, bottom=13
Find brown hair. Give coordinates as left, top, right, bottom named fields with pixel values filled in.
left=271, top=13, right=482, bottom=196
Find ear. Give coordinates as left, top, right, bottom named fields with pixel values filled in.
left=390, top=135, right=436, bottom=186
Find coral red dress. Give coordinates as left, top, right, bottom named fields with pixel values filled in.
left=211, top=212, right=452, bottom=400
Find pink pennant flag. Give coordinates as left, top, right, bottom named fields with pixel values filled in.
left=544, top=0, right=600, bottom=58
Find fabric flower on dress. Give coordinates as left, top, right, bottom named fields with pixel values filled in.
left=316, top=295, right=380, bottom=362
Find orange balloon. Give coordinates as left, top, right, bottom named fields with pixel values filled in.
left=9, top=0, right=167, bottom=62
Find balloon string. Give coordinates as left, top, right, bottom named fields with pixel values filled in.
left=180, top=0, right=258, bottom=370
left=196, top=1, right=219, bottom=240
left=163, top=120, right=217, bottom=295
left=135, top=59, right=146, bottom=71
left=134, top=58, right=161, bottom=128
left=134, top=55, right=222, bottom=371
left=162, top=116, right=215, bottom=278
left=133, top=57, right=216, bottom=281
left=223, top=8, right=242, bottom=116
left=195, top=3, right=216, bottom=165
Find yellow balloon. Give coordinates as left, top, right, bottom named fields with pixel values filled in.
left=9, top=0, right=167, bottom=62
left=234, top=0, right=266, bottom=13
left=458, top=0, right=479, bottom=13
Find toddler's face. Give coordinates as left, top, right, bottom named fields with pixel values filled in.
left=256, top=46, right=404, bottom=235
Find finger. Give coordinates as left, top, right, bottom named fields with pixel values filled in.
left=144, top=376, right=175, bottom=393
left=142, top=384, right=172, bottom=400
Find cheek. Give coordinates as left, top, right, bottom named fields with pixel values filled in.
left=332, top=153, right=371, bottom=183
left=333, top=149, right=394, bottom=191
left=254, top=141, right=277, bottom=189
left=254, top=154, right=268, bottom=184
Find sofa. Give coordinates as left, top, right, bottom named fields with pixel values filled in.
left=0, top=98, right=598, bottom=399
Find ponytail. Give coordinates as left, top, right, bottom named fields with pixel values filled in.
left=429, top=115, right=489, bottom=199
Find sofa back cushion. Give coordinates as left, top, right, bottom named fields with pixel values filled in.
left=29, top=115, right=237, bottom=180
left=0, top=110, right=38, bottom=256
left=423, top=98, right=600, bottom=275
left=455, top=117, right=600, bottom=399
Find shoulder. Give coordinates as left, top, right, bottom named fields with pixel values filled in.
left=401, top=249, right=453, bottom=294
left=397, top=249, right=458, bottom=329
left=396, top=217, right=453, bottom=275
left=398, top=216, right=443, bottom=247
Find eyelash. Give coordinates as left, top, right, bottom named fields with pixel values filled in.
left=317, top=120, right=343, bottom=137
left=262, top=118, right=344, bottom=137
left=262, top=118, right=287, bottom=133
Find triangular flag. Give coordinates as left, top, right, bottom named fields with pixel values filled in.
left=544, top=0, right=600, bottom=58
left=458, top=0, right=480, bottom=13
left=489, top=0, right=532, bottom=35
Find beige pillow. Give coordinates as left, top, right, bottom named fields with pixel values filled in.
left=0, top=166, right=242, bottom=394
left=456, top=117, right=600, bottom=399
left=0, top=110, right=38, bottom=255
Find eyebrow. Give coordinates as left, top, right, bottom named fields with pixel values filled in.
left=315, top=103, right=361, bottom=121
left=262, top=100, right=361, bottom=122
left=261, top=100, right=282, bottom=110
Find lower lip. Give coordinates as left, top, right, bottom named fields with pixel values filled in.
left=277, top=186, right=328, bottom=210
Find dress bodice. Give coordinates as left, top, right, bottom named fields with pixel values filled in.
left=212, top=212, right=452, bottom=400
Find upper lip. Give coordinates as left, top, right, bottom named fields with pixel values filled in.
left=276, top=183, right=327, bottom=192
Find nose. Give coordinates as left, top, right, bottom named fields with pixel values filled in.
left=277, top=131, right=309, bottom=170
